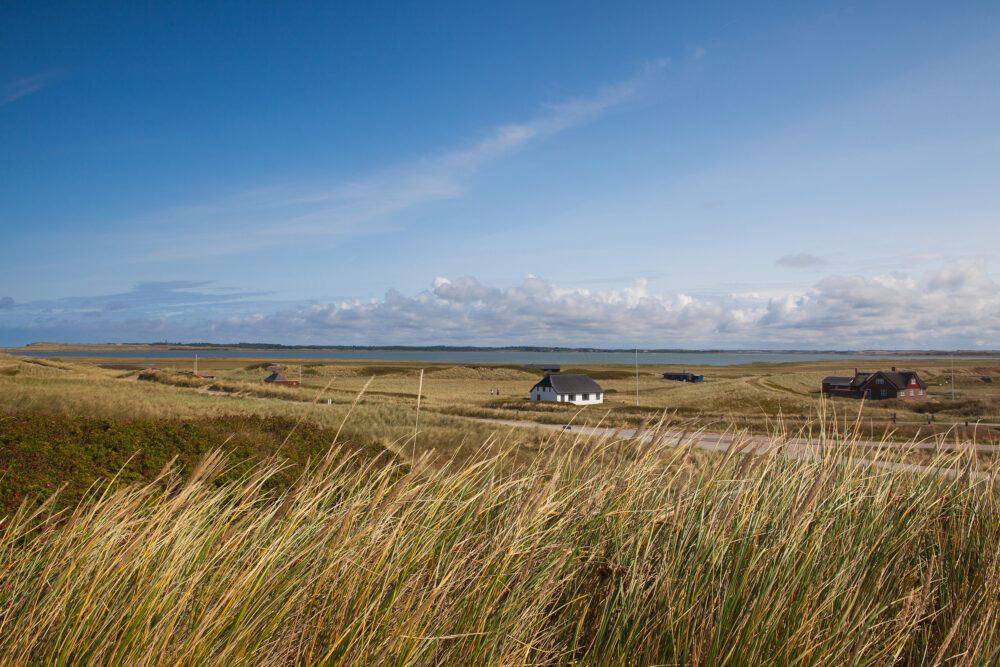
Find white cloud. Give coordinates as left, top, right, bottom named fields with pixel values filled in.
left=210, top=260, right=1000, bottom=347
left=753, top=259, right=1000, bottom=344
left=5, top=261, right=998, bottom=349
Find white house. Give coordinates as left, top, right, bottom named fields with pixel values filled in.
left=529, top=374, right=604, bottom=405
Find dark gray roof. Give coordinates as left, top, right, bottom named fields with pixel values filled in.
left=882, top=371, right=927, bottom=391
left=531, top=374, right=603, bottom=394
left=856, top=370, right=926, bottom=391
left=264, top=371, right=288, bottom=382
left=850, top=372, right=874, bottom=389
left=822, top=376, right=854, bottom=386
left=527, top=363, right=561, bottom=371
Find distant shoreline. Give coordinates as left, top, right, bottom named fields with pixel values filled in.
left=6, top=342, right=997, bottom=356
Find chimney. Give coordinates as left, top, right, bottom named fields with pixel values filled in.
left=891, top=366, right=896, bottom=372
left=854, top=367, right=859, bottom=376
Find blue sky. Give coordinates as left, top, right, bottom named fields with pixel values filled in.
left=1, top=1, right=998, bottom=348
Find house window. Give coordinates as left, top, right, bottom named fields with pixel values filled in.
left=918, top=389, right=923, bottom=395
left=909, top=389, right=914, bottom=396
left=899, top=391, right=906, bottom=398
left=881, top=389, right=886, bottom=397
left=876, top=378, right=884, bottom=385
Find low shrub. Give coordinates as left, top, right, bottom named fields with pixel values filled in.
left=0, top=414, right=388, bottom=515
left=560, top=368, right=637, bottom=379
left=905, top=398, right=991, bottom=416
left=137, top=370, right=209, bottom=388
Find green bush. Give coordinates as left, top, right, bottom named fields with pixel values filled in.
left=0, top=414, right=387, bottom=515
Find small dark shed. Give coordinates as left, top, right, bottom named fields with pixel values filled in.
left=663, top=371, right=704, bottom=383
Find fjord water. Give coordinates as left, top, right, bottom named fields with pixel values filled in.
left=7, top=349, right=952, bottom=365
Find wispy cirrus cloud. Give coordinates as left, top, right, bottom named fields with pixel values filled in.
left=1, top=72, right=57, bottom=107
left=7, top=281, right=267, bottom=318
left=119, top=60, right=670, bottom=262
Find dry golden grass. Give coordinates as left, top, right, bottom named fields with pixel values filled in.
left=3, top=352, right=1000, bottom=663
left=0, top=356, right=568, bottom=470
left=3, top=352, right=998, bottom=454
left=1, top=420, right=999, bottom=664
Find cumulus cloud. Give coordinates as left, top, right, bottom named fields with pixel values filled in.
left=221, top=261, right=1000, bottom=347
left=776, top=253, right=827, bottom=268
left=744, top=258, right=1000, bottom=347
left=210, top=275, right=723, bottom=345
left=3, top=262, right=999, bottom=348
left=193, top=261, right=998, bottom=348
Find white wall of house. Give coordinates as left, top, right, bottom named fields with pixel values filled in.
left=530, top=387, right=604, bottom=405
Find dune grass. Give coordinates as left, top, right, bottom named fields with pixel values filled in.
left=0, top=359, right=562, bottom=467
left=1, top=421, right=999, bottom=665
left=0, top=413, right=392, bottom=516
left=4, top=353, right=999, bottom=435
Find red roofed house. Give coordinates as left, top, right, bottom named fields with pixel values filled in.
left=821, top=367, right=927, bottom=400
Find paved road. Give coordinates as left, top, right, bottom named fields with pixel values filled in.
left=147, top=378, right=996, bottom=480
left=457, top=416, right=997, bottom=481
left=464, top=416, right=997, bottom=452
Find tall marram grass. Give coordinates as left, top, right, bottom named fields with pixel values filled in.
left=1, top=427, right=999, bottom=665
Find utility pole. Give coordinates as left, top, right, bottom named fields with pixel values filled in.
left=635, top=346, right=639, bottom=407
left=414, top=369, right=424, bottom=461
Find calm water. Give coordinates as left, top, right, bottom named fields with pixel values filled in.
left=4, top=349, right=968, bottom=366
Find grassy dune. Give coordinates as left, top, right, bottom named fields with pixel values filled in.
left=2, top=353, right=1000, bottom=662
left=1, top=429, right=999, bottom=664
left=0, top=355, right=561, bottom=467
left=0, top=413, right=389, bottom=515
